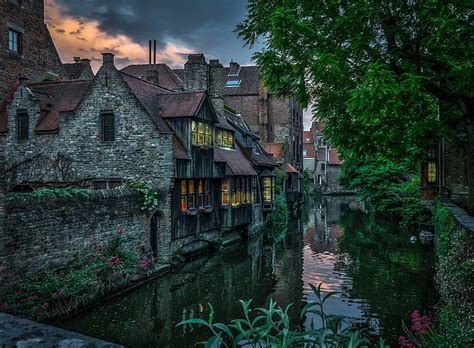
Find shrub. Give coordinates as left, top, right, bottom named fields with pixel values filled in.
left=178, top=283, right=387, bottom=347
left=270, top=193, right=289, bottom=241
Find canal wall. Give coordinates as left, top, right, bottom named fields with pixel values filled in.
left=433, top=199, right=474, bottom=344
left=0, top=189, right=172, bottom=280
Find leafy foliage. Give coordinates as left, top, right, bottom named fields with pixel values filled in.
left=270, top=193, right=289, bottom=241
left=7, top=188, right=91, bottom=200
left=0, top=229, right=154, bottom=320
left=179, top=283, right=387, bottom=347
left=432, top=200, right=456, bottom=256
left=339, top=156, right=430, bottom=226
left=120, top=180, right=160, bottom=212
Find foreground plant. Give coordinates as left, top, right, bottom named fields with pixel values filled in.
left=179, top=283, right=387, bottom=347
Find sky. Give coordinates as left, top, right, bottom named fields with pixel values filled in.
left=45, top=0, right=313, bottom=129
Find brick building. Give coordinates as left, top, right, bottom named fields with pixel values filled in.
left=303, top=130, right=316, bottom=182
left=62, top=57, right=94, bottom=80
left=311, top=121, right=343, bottom=193
left=0, top=0, right=65, bottom=100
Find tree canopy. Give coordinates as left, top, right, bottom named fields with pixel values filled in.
left=237, top=0, right=473, bottom=161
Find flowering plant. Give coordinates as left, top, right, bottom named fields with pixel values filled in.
left=399, top=310, right=437, bottom=347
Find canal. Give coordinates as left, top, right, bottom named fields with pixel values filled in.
left=57, top=196, right=437, bottom=347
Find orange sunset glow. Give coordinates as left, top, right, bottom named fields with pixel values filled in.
left=44, top=0, right=193, bottom=72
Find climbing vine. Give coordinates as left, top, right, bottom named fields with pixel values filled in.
left=121, top=180, right=160, bottom=212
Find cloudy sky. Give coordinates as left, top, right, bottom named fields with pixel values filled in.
left=45, top=0, right=313, bottom=128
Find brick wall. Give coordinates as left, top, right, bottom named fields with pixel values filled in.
left=1, top=189, right=171, bottom=280
left=0, top=0, right=65, bottom=100
left=444, top=141, right=469, bottom=208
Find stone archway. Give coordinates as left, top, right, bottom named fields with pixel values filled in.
left=150, top=210, right=164, bottom=258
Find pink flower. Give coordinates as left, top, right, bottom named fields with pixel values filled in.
left=139, top=255, right=150, bottom=269
left=117, top=227, right=124, bottom=236
left=42, top=302, right=49, bottom=310
left=131, top=274, right=140, bottom=281
left=398, top=336, right=415, bottom=348
left=410, top=310, right=431, bottom=334
left=21, top=295, right=39, bottom=303
left=108, top=256, right=121, bottom=266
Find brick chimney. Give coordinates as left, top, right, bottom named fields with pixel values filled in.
left=184, top=54, right=208, bottom=91
left=209, top=59, right=224, bottom=116
left=80, top=58, right=91, bottom=66
left=101, top=53, right=115, bottom=67
left=229, top=60, right=240, bottom=76
left=74, top=56, right=81, bottom=63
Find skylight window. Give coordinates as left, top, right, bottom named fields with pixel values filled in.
left=226, top=80, right=241, bottom=87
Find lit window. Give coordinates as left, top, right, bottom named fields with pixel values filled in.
left=427, top=146, right=437, bottom=184
left=180, top=180, right=187, bottom=211
left=192, top=121, right=212, bottom=146
left=303, top=149, right=307, bottom=156
left=204, top=179, right=211, bottom=206
left=198, top=179, right=204, bottom=208
left=188, top=180, right=195, bottom=209
left=221, top=179, right=229, bottom=205
left=225, top=80, right=241, bottom=87
left=17, top=112, right=28, bottom=141
left=263, top=177, right=273, bottom=202
left=8, top=29, right=22, bottom=54
left=252, top=177, right=258, bottom=203
left=100, top=112, right=115, bottom=142
left=217, top=130, right=234, bottom=148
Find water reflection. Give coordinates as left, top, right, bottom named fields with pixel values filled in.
left=58, top=196, right=436, bottom=347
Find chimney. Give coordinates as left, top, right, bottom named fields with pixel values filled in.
left=101, top=53, right=115, bottom=67
left=74, top=56, right=81, bottom=63
left=229, top=60, right=240, bottom=76
left=184, top=53, right=208, bottom=91
left=209, top=59, right=224, bottom=116
left=80, top=58, right=91, bottom=67
left=146, top=39, right=159, bottom=84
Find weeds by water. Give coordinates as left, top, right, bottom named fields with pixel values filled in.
left=178, top=283, right=388, bottom=347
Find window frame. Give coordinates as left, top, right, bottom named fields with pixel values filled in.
left=8, top=28, right=22, bottom=54
left=100, top=112, right=115, bottom=142
left=221, top=179, right=229, bottom=205
left=16, top=111, right=29, bottom=141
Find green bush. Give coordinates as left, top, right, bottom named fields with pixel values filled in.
left=339, top=156, right=430, bottom=226
left=432, top=200, right=455, bottom=256
left=270, top=193, right=289, bottom=241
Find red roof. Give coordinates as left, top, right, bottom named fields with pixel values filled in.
left=285, top=163, right=300, bottom=174
left=0, top=81, right=20, bottom=134
left=261, top=142, right=285, bottom=160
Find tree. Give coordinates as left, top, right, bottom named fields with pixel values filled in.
left=237, top=0, right=474, bottom=212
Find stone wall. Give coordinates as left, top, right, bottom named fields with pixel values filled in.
left=0, top=0, right=65, bottom=100
left=0, top=189, right=171, bottom=280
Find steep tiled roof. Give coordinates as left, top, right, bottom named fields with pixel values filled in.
left=214, top=143, right=257, bottom=176
left=63, top=62, right=94, bottom=80
left=157, top=91, right=206, bottom=118
left=120, top=72, right=174, bottom=132
left=0, top=81, right=20, bottom=134
left=285, top=163, right=300, bottom=174
left=222, top=66, right=260, bottom=96
left=121, top=64, right=184, bottom=91
left=216, top=113, right=235, bottom=131
left=261, top=142, right=286, bottom=161
left=251, top=143, right=276, bottom=167
left=28, top=80, right=92, bottom=133
left=224, top=109, right=257, bottom=138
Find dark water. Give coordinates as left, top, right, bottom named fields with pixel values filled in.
left=57, top=196, right=437, bottom=347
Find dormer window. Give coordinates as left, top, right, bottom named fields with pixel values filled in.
left=217, top=130, right=233, bottom=148
left=8, top=28, right=22, bottom=54
left=191, top=120, right=212, bottom=146
left=16, top=111, right=28, bottom=140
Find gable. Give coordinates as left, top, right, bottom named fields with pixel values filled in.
left=195, top=97, right=218, bottom=123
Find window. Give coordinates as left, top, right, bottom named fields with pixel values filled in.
left=225, top=80, right=241, bottom=87
left=180, top=180, right=187, bottom=211
left=8, top=29, right=22, bottom=54
left=221, top=179, right=229, bottom=205
left=197, top=179, right=204, bottom=208
left=246, top=178, right=251, bottom=203
left=100, top=112, right=115, bottom=142
left=191, top=120, right=212, bottom=146
left=303, top=149, right=307, bottom=156
left=188, top=179, right=195, bottom=208
left=17, top=112, right=28, bottom=140
left=204, top=179, right=211, bottom=206
left=217, top=130, right=233, bottom=148
left=263, top=177, right=273, bottom=202
left=93, top=180, right=121, bottom=190
left=427, top=146, right=437, bottom=184
left=252, top=177, right=258, bottom=203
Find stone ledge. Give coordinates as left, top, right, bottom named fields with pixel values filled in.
left=0, top=312, right=122, bottom=347
left=442, top=198, right=474, bottom=236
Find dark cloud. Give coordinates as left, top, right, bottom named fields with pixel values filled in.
left=55, top=28, right=66, bottom=33
left=55, top=0, right=259, bottom=65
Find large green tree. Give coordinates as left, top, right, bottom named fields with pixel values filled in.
left=237, top=0, right=473, bottom=212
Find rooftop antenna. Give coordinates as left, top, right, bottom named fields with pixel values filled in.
left=148, top=40, right=152, bottom=69
left=153, top=39, right=157, bottom=70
